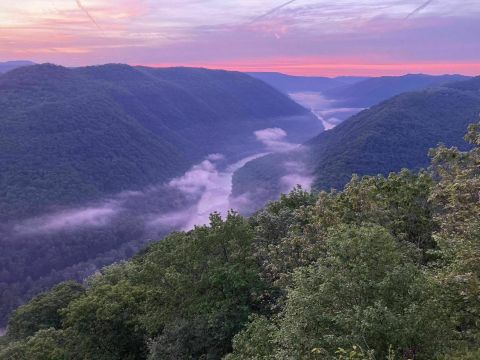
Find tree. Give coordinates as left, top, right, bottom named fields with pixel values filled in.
left=62, top=277, right=148, bottom=360
left=142, top=211, right=267, bottom=359
left=430, top=122, right=480, bottom=347
left=7, top=281, right=84, bottom=341
left=231, top=225, right=449, bottom=359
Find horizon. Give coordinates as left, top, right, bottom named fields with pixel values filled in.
left=1, top=0, right=480, bottom=77
left=1, top=60, right=478, bottom=79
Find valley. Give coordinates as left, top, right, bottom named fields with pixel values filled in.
left=2, top=65, right=477, bottom=329
left=0, top=64, right=323, bottom=326
left=2, top=1, right=479, bottom=358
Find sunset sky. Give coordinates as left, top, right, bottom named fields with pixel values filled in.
left=1, top=0, right=479, bottom=76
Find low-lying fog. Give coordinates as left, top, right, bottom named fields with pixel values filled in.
left=1, top=95, right=364, bottom=288
left=5, top=93, right=364, bottom=243
left=289, top=92, right=364, bottom=130
left=6, top=127, right=310, bottom=242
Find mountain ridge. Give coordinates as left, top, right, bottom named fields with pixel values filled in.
left=0, top=63, right=319, bottom=221
left=231, top=76, right=480, bottom=210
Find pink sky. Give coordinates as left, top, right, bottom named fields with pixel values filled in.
left=1, top=0, right=480, bottom=76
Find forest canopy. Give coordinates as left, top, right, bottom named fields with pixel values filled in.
left=1, top=122, right=479, bottom=359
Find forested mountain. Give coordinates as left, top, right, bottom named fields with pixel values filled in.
left=1, top=123, right=478, bottom=359
left=0, top=63, right=317, bottom=221
left=323, top=73, right=470, bottom=107
left=231, top=76, right=480, bottom=209
left=246, top=72, right=468, bottom=110
left=0, top=63, right=321, bottom=327
left=0, top=61, right=35, bottom=74
left=309, top=76, right=480, bottom=188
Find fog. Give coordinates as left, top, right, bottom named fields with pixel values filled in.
left=149, top=152, right=268, bottom=230
left=289, top=92, right=364, bottom=130
left=7, top=127, right=310, bottom=238
left=254, top=127, right=298, bottom=152
left=280, top=160, right=313, bottom=191
left=13, top=202, right=121, bottom=236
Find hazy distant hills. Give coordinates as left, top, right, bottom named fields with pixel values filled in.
left=0, top=63, right=322, bottom=325
left=0, top=61, right=35, bottom=73
left=248, top=72, right=470, bottom=109
left=232, top=76, right=480, bottom=208
left=322, top=73, right=470, bottom=107
left=0, top=63, right=317, bottom=221
left=309, top=76, right=480, bottom=189
left=247, top=72, right=367, bottom=93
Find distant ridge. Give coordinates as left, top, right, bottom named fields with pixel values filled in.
left=247, top=72, right=470, bottom=109
left=0, top=63, right=319, bottom=221
left=247, top=71, right=367, bottom=93
left=323, top=73, right=470, bottom=107
left=0, top=60, right=35, bottom=73
left=232, top=75, right=480, bottom=209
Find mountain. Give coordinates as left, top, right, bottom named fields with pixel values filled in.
left=323, top=73, right=470, bottom=107
left=0, top=63, right=318, bottom=221
left=247, top=73, right=470, bottom=133
left=2, top=124, right=479, bottom=359
left=246, top=72, right=367, bottom=94
left=0, top=61, right=35, bottom=74
left=231, top=76, right=480, bottom=210
left=0, top=63, right=321, bottom=327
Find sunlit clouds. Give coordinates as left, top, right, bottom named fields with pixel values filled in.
left=1, top=0, right=480, bottom=75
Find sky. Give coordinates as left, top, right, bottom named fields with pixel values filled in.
left=1, top=0, right=479, bottom=76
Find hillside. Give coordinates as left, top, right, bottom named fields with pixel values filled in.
left=323, top=73, right=470, bottom=107
left=0, top=61, right=35, bottom=74
left=246, top=72, right=357, bottom=93
left=0, top=63, right=320, bottom=326
left=1, top=123, right=478, bottom=359
left=0, top=63, right=317, bottom=221
left=231, top=76, right=480, bottom=210
left=309, top=76, right=480, bottom=189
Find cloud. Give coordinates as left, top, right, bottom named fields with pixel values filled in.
left=146, top=206, right=196, bottom=230
left=7, top=148, right=270, bottom=238
left=14, top=202, right=121, bottom=236
left=254, top=128, right=312, bottom=190
left=206, top=153, right=225, bottom=161
left=254, top=127, right=299, bottom=152
left=168, top=159, right=220, bottom=195
left=7, top=125, right=313, bottom=239
left=254, top=127, right=287, bottom=141
left=2, top=0, right=480, bottom=76
left=280, top=159, right=313, bottom=191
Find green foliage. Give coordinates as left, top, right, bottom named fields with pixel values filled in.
left=271, top=225, right=446, bottom=359
left=63, top=279, right=148, bottom=360
left=430, top=123, right=480, bottom=346
left=314, top=170, right=436, bottom=256
left=0, top=64, right=308, bottom=221
left=0, top=62, right=315, bottom=328
left=232, top=76, right=480, bottom=201
left=7, top=281, right=84, bottom=340
left=141, top=211, right=266, bottom=359
left=2, top=123, right=480, bottom=359
left=224, top=315, right=278, bottom=360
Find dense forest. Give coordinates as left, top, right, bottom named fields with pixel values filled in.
left=232, top=76, right=480, bottom=207
left=0, top=63, right=317, bottom=221
left=1, top=122, right=478, bottom=359
left=0, top=64, right=322, bottom=327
